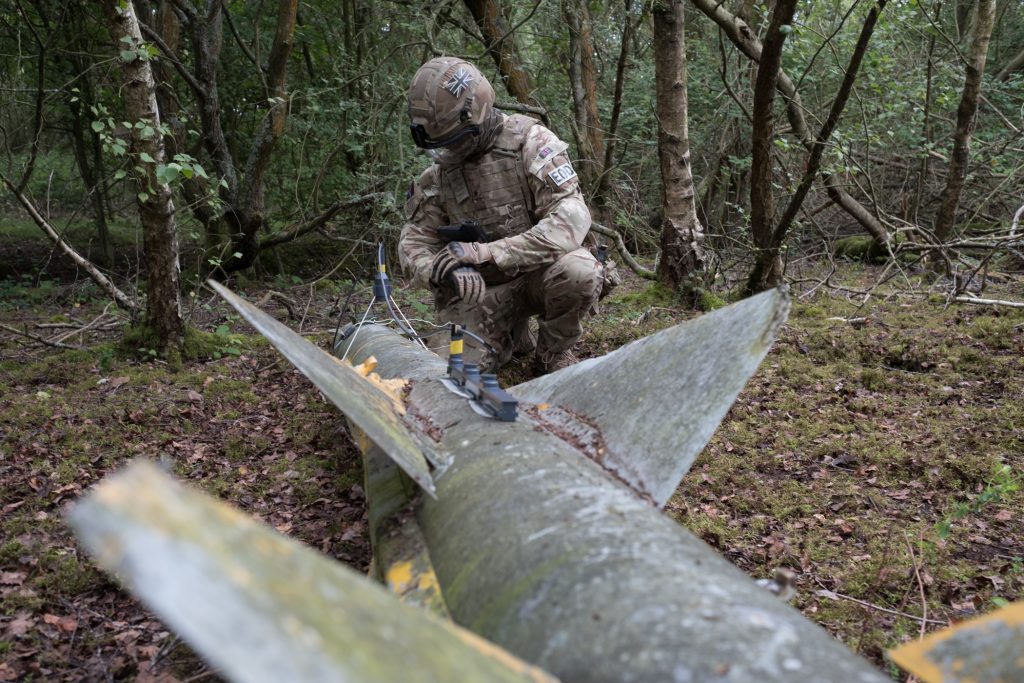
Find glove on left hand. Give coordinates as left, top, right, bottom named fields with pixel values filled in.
left=429, top=241, right=493, bottom=286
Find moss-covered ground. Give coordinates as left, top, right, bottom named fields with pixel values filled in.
left=586, top=268, right=1023, bottom=674
left=1, top=255, right=1022, bottom=680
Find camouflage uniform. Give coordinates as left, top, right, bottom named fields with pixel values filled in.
left=400, top=113, right=603, bottom=371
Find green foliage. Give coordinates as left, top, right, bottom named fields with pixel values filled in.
left=935, top=464, right=1021, bottom=540
left=611, top=282, right=676, bottom=308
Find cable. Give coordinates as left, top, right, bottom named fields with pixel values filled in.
left=338, top=239, right=498, bottom=363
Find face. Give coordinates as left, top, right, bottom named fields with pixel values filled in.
left=427, top=129, right=481, bottom=165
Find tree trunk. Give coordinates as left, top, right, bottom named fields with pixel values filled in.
left=68, top=106, right=114, bottom=268
left=756, top=0, right=888, bottom=290
left=689, top=0, right=891, bottom=246
left=226, top=0, right=299, bottom=273
left=106, top=0, right=185, bottom=349
left=462, top=0, right=541, bottom=108
left=563, top=0, right=606, bottom=206
left=151, top=1, right=220, bottom=246
left=955, top=0, right=974, bottom=41
left=995, top=45, right=1024, bottom=81
left=595, top=0, right=637, bottom=212
left=933, top=0, right=996, bottom=243
left=58, top=5, right=115, bottom=267
left=652, top=0, right=705, bottom=290
left=745, top=0, right=797, bottom=295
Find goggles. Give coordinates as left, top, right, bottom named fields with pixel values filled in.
left=410, top=123, right=481, bottom=150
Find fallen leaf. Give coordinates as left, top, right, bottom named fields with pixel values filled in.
left=42, top=614, right=77, bottom=633
left=186, top=390, right=202, bottom=403
left=6, top=612, right=34, bottom=637
left=108, top=376, right=131, bottom=389
left=114, top=629, right=142, bottom=643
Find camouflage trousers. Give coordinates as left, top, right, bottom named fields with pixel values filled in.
left=434, top=248, right=603, bottom=371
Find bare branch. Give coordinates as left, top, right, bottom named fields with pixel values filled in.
left=955, top=296, right=1024, bottom=309
left=591, top=222, right=657, bottom=280
left=221, top=0, right=266, bottom=75
left=260, top=192, right=391, bottom=249
left=0, top=322, right=85, bottom=350
left=0, top=171, right=137, bottom=311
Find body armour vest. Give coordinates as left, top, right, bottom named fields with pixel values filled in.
left=438, top=114, right=538, bottom=242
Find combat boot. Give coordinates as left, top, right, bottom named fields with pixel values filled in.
left=533, top=348, right=579, bottom=375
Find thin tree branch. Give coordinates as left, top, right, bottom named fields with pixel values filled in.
left=591, top=222, right=657, bottom=280
left=222, top=0, right=266, bottom=75
left=260, top=192, right=391, bottom=249
left=0, top=322, right=85, bottom=350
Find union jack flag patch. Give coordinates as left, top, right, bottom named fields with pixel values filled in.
left=444, top=68, right=474, bottom=97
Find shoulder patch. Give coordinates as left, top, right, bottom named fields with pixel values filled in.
left=547, top=162, right=577, bottom=187
left=528, top=139, right=569, bottom=176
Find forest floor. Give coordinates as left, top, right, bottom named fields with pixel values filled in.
left=0, top=236, right=1022, bottom=681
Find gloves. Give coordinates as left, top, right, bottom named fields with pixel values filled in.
left=448, top=241, right=492, bottom=265
left=429, top=242, right=493, bottom=286
left=449, top=267, right=486, bottom=304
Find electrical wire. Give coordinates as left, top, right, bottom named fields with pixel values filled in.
left=337, top=240, right=497, bottom=362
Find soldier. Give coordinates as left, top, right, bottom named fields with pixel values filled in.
left=399, top=57, right=605, bottom=374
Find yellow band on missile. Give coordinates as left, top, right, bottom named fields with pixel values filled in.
left=450, top=339, right=464, bottom=355
left=379, top=263, right=386, bottom=274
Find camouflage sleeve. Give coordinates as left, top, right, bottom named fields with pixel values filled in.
left=487, top=125, right=591, bottom=277
left=398, top=165, right=448, bottom=288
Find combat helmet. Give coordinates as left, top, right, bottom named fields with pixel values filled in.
left=407, top=57, right=495, bottom=155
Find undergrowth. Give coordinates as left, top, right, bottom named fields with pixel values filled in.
left=1, top=263, right=1022, bottom=679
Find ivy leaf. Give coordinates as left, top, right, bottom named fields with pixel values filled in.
left=139, top=152, right=155, bottom=164
left=120, top=49, right=137, bottom=62
left=91, top=121, right=105, bottom=133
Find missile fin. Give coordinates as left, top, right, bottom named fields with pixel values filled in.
left=209, top=280, right=436, bottom=497
left=513, top=287, right=790, bottom=507
left=70, top=462, right=561, bottom=683
left=888, top=601, right=1024, bottom=683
